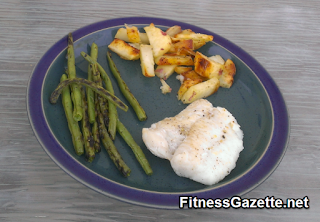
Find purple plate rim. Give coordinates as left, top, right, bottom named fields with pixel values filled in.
left=26, top=16, right=290, bottom=209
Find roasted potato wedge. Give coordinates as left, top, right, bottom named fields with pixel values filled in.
left=174, top=66, right=193, bottom=74
left=108, top=38, right=140, bottom=60
left=144, top=23, right=172, bottom=58
left=155, top=55, right=194, bottom=66
left=219, top=59, right=236, bottom=88
left=180, top=77, right=220, bottom=104
left=125, top=24, right=140, bottom=43
left=140, top=44, right=155, bottom=77
left=155, top=65, right=177, bottom=80
left=166, top=25, right=182, bottom=37
left=177, top=79, right=203, bottom=100
left=194, top=51, right=223, bottom=79
left=181, top=70, right=207, bottom=82
left=168, top=39, right=193, bottom=54
left=174, top=32, right=213, bottom=42
left=208, top=55, right=225, bottom=65
left=114, top=28, right=149, bottom=44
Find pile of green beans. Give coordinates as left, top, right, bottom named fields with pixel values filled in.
left=49, top=33, right=152, bottom=176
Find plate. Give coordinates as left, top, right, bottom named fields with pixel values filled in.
left=27, top=17, right=289, bottom=209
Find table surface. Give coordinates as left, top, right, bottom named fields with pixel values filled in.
left=1, top=0, right=319, bottom=221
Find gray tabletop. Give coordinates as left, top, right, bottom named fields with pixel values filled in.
left=1, top=0, right=319, bottom=221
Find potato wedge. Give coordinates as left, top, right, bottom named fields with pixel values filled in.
left=166, top=25, right=182, bottom=37
left=174, top=66, right=193, bottom=74
left=140, top=44, right=155, bottom=77
left=208, top=55, right=225, bottom=65
left=155, top=55, right=194, bottom=66
left=180, top=77, right=220, bottom=104
left=125, top=24, right=140, bottom=43
left=181, top=70, right=207, bottom=82
left=194, top=51, right=223, bottom=79
left=168, top=39, right=193, bottom=54
left=177, top=79, right=203, bottom=100
left=114, top=28, right=149, bottom=44
left=219, top=59, right=236, bottom=88
left=155, top=65, right=177, bottom=80
left=144, top=23, right=172, bottom=58
left=108, top=38, right=140, bottom=60
left=174, top=32, right=213, bottom=42
left=193, top=39, right=207, bottom=50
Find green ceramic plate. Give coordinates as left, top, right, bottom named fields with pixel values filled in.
left=27, top=17, right=289, bottom=209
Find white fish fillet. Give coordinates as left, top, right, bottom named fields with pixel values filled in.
left=142, top=99, right=244, bottom=185
left=142, top=99, right=214, bottom=160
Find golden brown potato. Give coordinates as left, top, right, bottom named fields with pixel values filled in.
left=140, top=44, right=155, bottom=77
left=155, top=55, right=194, bottom=66
left=108, top=38, right=140, bottom=60
left=174, top=32, right=213, bottom=42
left=181, top=70, right=207, bottom=82
left=114, top=28, right=150, bottom=44
left=166, top=25, right=182, bottom=37
left=125, top=24, right=140, bottom=43
left=177, top=79, right=203, bottom=100
left=208, top=55, right=225, bottom=65
left=144, top=23, right=172, bottom=58
left=193, top=39, right=207, bottom=50
left=219, top=59, right=236, bottom=88
left=194, top=51, right=223, bottom=79
left=180, top=77, right=220, bottom=104
left=168, top=39, right=194, bottom=54
left=174, top=66, right=193, bottom=74
left=155, top=65, right=177, bottom=80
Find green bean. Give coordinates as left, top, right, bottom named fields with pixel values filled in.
left=86, top=43, right=99, bottom=124
left=96, top=95, right=131, bottom=177
left=67, top=33, right=82, bottom=121
left=107, top=51, right=147, bottom=121
left=116, top=119, right=153, bottom=175
left=49, top=77, right=128, bottom=112
left=92, top=93, right=101, bottom=153
left=60, top=74, right=84, bottom=156
left=81, top=87, right=95, bottom=162
left=91, top=64, right=109, bottom=129
left=81, top=51, right=118, bottom=139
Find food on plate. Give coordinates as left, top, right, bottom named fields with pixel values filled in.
left=180, top=76, right=220, bottom=104
left=219, top=59, right=237, bottom=88
left=82, top=51, right=118, bottom=140
left=86, top=43, right=98, bottom=124
left=155, top=55, right=194, bottom=66
left=142, top=99, right=214, bottom=159
left=60, top=74, right=84, bottom=156
left=165, top=25, right=182, bottom=37
left=80, top=87, right=96, bottom=162
left=155, top=65, right=177, bottom=80
left=114, top=27, right=149, bottom=44
left=67, top=33, right=83, bottom=122
left=116, top=119, right=153, bottom=176
left=107, top=51, right=147, bottom=122
left=108, top=38, right=140, bottom=60
left=142, top=99, right=244, bottom=185
left=50, top=77, right=128, bottom=111
left=144, top=23, right=172, bottom=58
left=125, top=24, right=141, bottom=43
left=160, top=79, right=172, bottom=94
left=139, top=44, right=155, bottom=77
left=50, top=36, right=152, bottom=176
left=174, top=66, right=193, bottom=74
left=95, top=92, right=131, bottom=177
left=108, top=23, right=237, bottom=103
left=194, top=51, right=224, bottom=79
